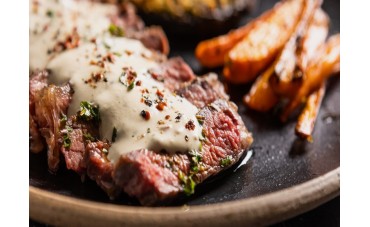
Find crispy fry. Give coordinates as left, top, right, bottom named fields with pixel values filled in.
left=223, top=0, right=306, bottom=84
left=243, top=63, right=279, bottom=112
left=194, top=3, right=278, bottom=68
left=270, top=7, right=329, bottom=98
left=280, top=34, right=340, bottom=122
left=296, top=8, right=329, bottom=74
left=295, top=83, right=326, bottom=141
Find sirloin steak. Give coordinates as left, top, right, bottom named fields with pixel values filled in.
left=29, top=0, right=253, bottom=206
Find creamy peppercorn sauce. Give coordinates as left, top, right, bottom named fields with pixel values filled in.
left=30, top=0, right=203, bottom=163
left=30, top=0, right=117, bottom=70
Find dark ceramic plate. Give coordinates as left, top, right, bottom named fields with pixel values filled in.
left=30, top=0, right=340, bottom=225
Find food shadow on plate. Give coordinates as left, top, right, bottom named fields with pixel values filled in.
left=30, top=147, right=255, bottom=206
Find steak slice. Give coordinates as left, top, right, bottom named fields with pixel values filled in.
left=113, top=99, right=253, bottom=205
left=29, top=70, right=48, bottom=153
left=60, top=115, right=100, bottom=175
left=128, top=26, right=170, bottom=56
left=111, top=2, right=169, bottom=55
left=33, top=83, right=73, bottom=172
left=149, top=57, right=196, bottom=91
left=176, top=73, right=229, bottom=108
left=194, top=99, right=253, bottom=182
left=113, top=149, right=189, bottom=205
left=85, top=141, right=121, bottom=198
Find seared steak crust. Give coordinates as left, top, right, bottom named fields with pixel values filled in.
left=113, top=149, right=189, bottom=205
left=112, top=2, right=169, bottom=55
left=194, top=99, right=252, bottom=182
left=150, top=57, right=196, bottom=91
left=33, top=83, right=72, bottom=172
left=85, top=141, right=121, bottom=198
left=28, top=1, right=252, bottom=205
left=60, top=116, right=100, bottom=175
left=29, top=71, right=48, bottom=153
left=29, top=58, right=252, bottom=205
left=177, top=73, right=229, bottom=108
left=113, top=99, right=252, bottom=205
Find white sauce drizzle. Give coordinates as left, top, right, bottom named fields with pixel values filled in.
left=31, top=0, right=202, bottom=163
left=46, top=37, right=202, bottom=163
left=29, top=0, right=116, bottom=70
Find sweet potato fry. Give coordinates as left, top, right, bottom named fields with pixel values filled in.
left=295, top=83, right=326, bottom=141
left=194, top=15, right=264, bottom=68
left=270, top=7, right=329, bottom=98
left=223, top=0, right=306, bottom=84
left=296, top=8, right=329, bottom=74
left=243, top=63, right=279, bottom=112
left=195, top=26, right=251, bottom=68
left=280, top=34, right=340, bottom=122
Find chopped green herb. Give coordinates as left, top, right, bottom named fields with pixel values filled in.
left=103, top=41, right=111, bottom=49
left=147, top=128, right=151, bottom=133
left=112, top=52, right=122, bottom=57
left=196, top=115, right=205, bottom=125
left=127, top=81, right=135, bottom=91
left=178, top=171, right=196, bottom=196
left=83, top=133, right=95, bottom=141
left=112, top=127, right=117, bottom=142
left=119, top=72, right=126, bottom=85
left=60, top=113, right=67, bottom=123
left=65, top=125, right=73, bottom=133
left=191, top=165, right=199, bottom=173
left=78, top=101, right=100, bottom=122
left=189, top=150, right=201, bottom=163
left=199, top=129, right=207, bottom=142
left=62, top=134, right=71, bottom=149
left=220, top=155, right=232, bottom=167
left=189, top=150, right=202, bottom=174
left=102, top=148, right=108, bottom=154
left=108, top=24, right=124, bottom=37
left=46, top=9, right=54, bottom=17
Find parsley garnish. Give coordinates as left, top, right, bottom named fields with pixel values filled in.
left=60, top=113, right=67, bottom=123
left=178, top=171, right=196, bottom=196
left=220, top=155, right=232, bottom=167
left=65, top=125, right=73, bottom=133
left=127, top=81, right=135, bottom=91
left=103, top=41, right=111, bottom=49
left=112, top=52, right=122, bottom=57
left=189, top=150, right=202, bottom=173
left=83, top=133, right=95, bottom=141
left=200, top=129, right=207, bottom=142
left=196, top=115, right=205, bottom=125
left=46, top=9, right=54, bottom=17
left=108, top=24, right=124, bottom=37
left=62, top=134, right=71, bottom=149
left=78, top=101, right=100, bottom=122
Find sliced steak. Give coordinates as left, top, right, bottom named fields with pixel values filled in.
left=113, top=149, right=189, bottom=205
left=194, top=99, right=253, bottom=182
left=128, top=26, right=170, bottom=56
left=60, top=115, right=100, bottom=175
left=85, top=141, right=121, bottom=199
left=113, top=99, right=253, bottom=205
left=176, top=73, right=229, bottom=108
left=110, top=2, right=169, bottom=55
left=117, top=2, right=145, bottom=31
left=33, top=83, right=73, bottom=172
left=29, top=70, right=48, bottom=153
left=149, top=57, right=196, bottom=91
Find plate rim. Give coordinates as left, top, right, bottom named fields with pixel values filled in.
left=30, top=167, right=339, bottom=226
